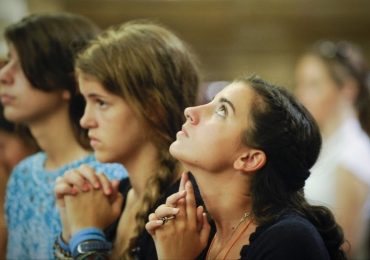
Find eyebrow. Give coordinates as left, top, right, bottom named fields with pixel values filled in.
left=219, top=97, right=235, bottom=114
left=84, top=93, right=106, bottom=99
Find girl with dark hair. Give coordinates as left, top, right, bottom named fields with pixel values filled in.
left=53, top=21, right=202, bottom=259
left=295, top=40, right=370, bottom=258
left=146, top=76, right=346, bottom=259
left=0, top=13, right=126, bottom=259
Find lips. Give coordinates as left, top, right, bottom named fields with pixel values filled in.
left=181, top=126, right=189, bottom=137
left=88, top=134, right=100, bottom=147
left=0, top=94, right=15, bottom=105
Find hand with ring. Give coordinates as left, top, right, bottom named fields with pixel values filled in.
left=145, top=172, right=211, bottom=259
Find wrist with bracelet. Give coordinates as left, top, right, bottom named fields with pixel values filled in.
left=54, top=228, right=112, bottom=260
left=70, top=228, right=112, bottom=259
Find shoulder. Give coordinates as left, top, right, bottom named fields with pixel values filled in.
left=12, top=152, right=44, bottom=172
left=7, top=152, right=44, bottom=183
left=242, top=212, right=329, bottom=260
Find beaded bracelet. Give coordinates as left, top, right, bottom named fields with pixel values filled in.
left=53, top=235, right=72, bottom=260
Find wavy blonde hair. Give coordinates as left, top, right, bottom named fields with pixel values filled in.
left=76, top=20, right=200, bottom=258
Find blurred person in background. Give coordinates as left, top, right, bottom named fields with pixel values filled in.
left=0, top=104, right=38, bottom=258
left=295, top=40, right=370, bottom=259
left=0, top=13, right=127, bottom=259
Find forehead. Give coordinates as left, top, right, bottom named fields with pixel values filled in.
left=216, top=81, right=255, bottom=117
left=78, top=73, right=105, bottom=92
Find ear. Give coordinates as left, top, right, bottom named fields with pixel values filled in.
left=340, top=78, right=358, bottom=105
left=61, top=90, right=71, bottom=101
left=233, top=149, right=266, bottom=173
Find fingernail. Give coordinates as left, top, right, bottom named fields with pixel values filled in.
left=156, top=220, right=163, bottom=225
left=83, top=183, right=90, bottom=191
left=172, top=208, right=180, bottom=214
left=94, top=182, right=100, bottom=189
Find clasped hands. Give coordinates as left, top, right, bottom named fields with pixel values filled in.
left=145, top=172, right=211, bottom=259
left=54, top=164, right=123, bottom=241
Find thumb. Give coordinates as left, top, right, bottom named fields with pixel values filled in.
left=111, top=193, right=124, bottom=217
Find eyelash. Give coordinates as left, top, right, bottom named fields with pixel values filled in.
left=215, top=104, right=227, bottom=117
left=96, top=99, right=108, bottom=108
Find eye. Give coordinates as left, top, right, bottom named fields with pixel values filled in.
left=215, top=104, right=227, bottom=117
left=96, top=99, right=108, bottom=109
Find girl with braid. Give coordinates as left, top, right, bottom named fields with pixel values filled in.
left=146, top=76, right=347, bottom=259
left=53, top=21, right=204, bottom=259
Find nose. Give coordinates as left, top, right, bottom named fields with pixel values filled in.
left=0, top=62, right=14, bottom=86
left=80, top=105, right=97, bottom=129
left=184, top=106, right=199, bottom=125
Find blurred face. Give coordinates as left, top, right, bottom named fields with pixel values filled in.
left=170, top=81, right=252, bottom=172
left=295, top=55, right=341, bottom=127
left=0, top=43, right=66, bottom=125
left=0, top=130, right=33, bottom=174
left=78, top=74, right=147, bottom=165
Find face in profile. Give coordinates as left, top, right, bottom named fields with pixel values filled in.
left=0, top=43, right=68, bottom=125
left=295, top=55, right=342, bottom=127
left=78, top=73, right=148, bottom=165
left=170, top=81, right=254, bottom=173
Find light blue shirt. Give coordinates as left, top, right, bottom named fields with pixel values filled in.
left=5, top=152, right=128, bottom=260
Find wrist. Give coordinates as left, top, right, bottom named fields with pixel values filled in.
left=70, top=227, right=111, bottom=258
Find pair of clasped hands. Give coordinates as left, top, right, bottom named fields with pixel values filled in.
left=54, top=165, right=211, bottom=259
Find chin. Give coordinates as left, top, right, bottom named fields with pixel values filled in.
left=169, top=143, right=179, bottom=159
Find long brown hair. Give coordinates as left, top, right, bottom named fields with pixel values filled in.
left=4, top=13, right=100, bottom=149
left=75, top=20, right=200, bottom=258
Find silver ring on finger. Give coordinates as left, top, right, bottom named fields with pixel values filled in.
left=160, top=215, right=176, bottom=225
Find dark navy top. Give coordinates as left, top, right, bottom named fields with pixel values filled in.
left=240, top=211, right=330, bottom=260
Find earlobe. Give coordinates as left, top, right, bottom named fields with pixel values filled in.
left=234, top=150, right=266, bottom=173
left=62, top=90, right=71, bottom=101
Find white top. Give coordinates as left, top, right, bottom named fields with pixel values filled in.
left=304, top=116, right=370, bottom=210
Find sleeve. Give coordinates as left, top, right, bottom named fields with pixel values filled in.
left=241, top=219, right=330, bottom=260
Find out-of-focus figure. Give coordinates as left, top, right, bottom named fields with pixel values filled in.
left=0, top=104, right=38, bottom=258
left=295, top=40, right=370, bottom=259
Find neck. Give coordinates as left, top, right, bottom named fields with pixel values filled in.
left=29, top=105, right=89, bottom=170
left=187, top=165, right=253, bottom=240
left=122, top=142, right=162, bottom=198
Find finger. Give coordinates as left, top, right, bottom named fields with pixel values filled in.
left=96, top=173, right=113, bottom=195
left=196, top=205, right=204, bottom=231
left=165, top=190, right=186, bottom=207
left=107, top=180, right=121, bottom=203
left=78, top=164, right=101, bottom=189
left=154, top=205, right=180, bottom=219
left=64, top=169, right=89, bottom=191
left=145, top=220, right=165, bottom=236
left=200, top=212, right=211, bottom=246
left=185, top=180, right=197, bottom=228
left=148, top=213, right=158, bottom=221
left=54, top=179, right=78, bottom=200
left=111, top=193, right=123, bottom=219
left=178, top=171, right=189, bottom=192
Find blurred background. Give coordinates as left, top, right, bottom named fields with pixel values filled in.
left=1, top=0, right=370, bottom=88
